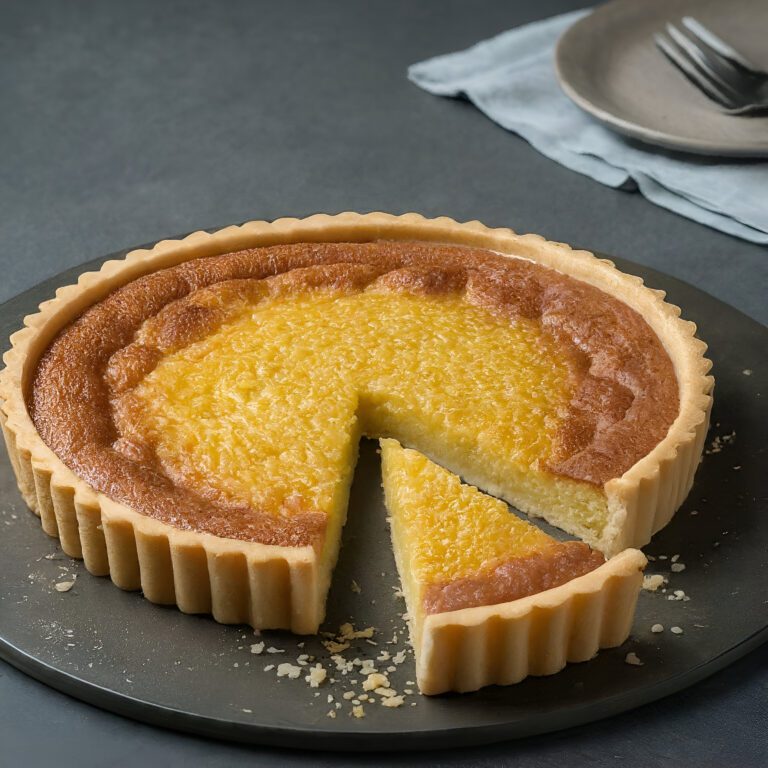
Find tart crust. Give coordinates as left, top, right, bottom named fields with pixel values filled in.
left=0, top=213, right=712, bottom=679
left=417, top=549, right=647, bottom=694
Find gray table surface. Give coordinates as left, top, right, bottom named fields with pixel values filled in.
left=1, top=1, right=766, bottom=766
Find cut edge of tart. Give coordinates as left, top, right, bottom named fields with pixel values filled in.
left=380, top=436, right=646, bottom=695
left=0, top=212, right=713, bottom=648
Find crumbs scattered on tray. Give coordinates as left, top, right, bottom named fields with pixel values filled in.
left=0, top=507, right=19, bottom=527
left=705, top=429, right=736, bottom=455
left=235, top=587, right=418, bottom=719
left=639, top=551, right=697, bottom=652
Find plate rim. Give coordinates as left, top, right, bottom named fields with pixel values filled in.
left=2, top=626, right=766, bottom=752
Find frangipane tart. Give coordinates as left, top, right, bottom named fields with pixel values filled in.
left=0, top=213, right=712, bottom=692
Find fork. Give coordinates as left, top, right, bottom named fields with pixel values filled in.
left=654, top=16, right=768, bottom=115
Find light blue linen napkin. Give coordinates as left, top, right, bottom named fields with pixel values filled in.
left=408, top=10, right=768, bottom=244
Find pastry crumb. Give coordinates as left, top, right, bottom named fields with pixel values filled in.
left=363, top=672, right=389, bottom=691
left=642, top=574, right=666, bottom=592
left=651, top=623, right=664, bottom=633
left=742, top=369, right=752, bottom=376
left=266, top=646, right=285, bottom=654
left=671, top=562, right=686, bottom=573
left=327, top=710, right=336, bottom=719
left=276, top=663, right=302, bottom=679
left=323, top=640, right=350, bottom=653
left=671, top=626, right=684, bottom=635
left=625, top=652, right=643, bottom=666
left=351, top=705, right=365, bottom=719
left=350, top=580, right=362, bottom=594
left=305, top=664, right=327, bottom=687
left=54, top=578, right=76, bottom=593
left=381, top=695, right=405, bottom=708
left=339, top=623, right=375, bottom=640
left=250, top=642, right=265, bottom=655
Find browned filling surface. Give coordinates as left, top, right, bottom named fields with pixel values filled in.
left=30, top=241, right=679, bottom=549
left=423, top=542, right=606, bottom=615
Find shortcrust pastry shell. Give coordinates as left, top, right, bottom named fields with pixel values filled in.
left=0, top=213, right=712, bottom=686
left=417, top=548, right=646, bottom=694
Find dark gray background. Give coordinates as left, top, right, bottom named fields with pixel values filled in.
left=1, top=0, right=766, bottom=766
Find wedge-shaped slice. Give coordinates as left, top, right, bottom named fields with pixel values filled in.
left=380, top=439, right=647, bottom=695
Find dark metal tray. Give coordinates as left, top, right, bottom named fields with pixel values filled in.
left=1, top=243, right=766, bottom=751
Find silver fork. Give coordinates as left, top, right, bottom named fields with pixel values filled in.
left=654, top=16, right=768, bottom=115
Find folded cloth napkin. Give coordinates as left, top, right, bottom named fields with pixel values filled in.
left=408, top=10, right=768, bottom=244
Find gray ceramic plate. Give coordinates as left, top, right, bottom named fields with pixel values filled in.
left=1, top=242, right=767, bottom=750
left=555, top=0, right=768, bottom=156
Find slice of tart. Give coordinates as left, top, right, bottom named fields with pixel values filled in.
left=380, top=438, right=646, bottom=694
left=0, top=213, right=713, bottom=689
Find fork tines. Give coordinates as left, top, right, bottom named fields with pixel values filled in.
left=654, top=18, right=768, bottom=113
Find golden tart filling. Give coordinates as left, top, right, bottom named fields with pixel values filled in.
left=30, top=240, right=678, bottom=555
left=0, top=213, right=713, bottom=692
left=119, top=285, right=589, bottom=557
left=380, top=438, right=605, bottom=615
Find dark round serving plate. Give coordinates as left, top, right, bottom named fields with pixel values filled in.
left=0, top=238, right=766, bottom=751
